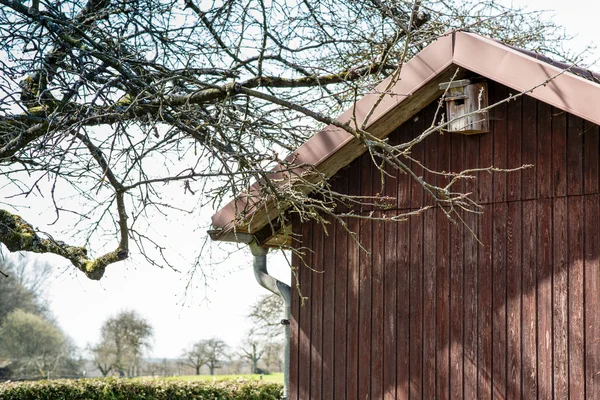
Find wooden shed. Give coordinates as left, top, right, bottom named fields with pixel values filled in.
left=211, top=31, right=600, bottom=399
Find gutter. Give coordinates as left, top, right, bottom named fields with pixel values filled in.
left=208, top=230, right=291, bottom=400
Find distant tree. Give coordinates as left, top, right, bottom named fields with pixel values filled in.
left=241, top=294, right=285, bottom=374
left=239, top=333, right=266, bottom=374
left=143, top=359, right=162, bottom=377
left=226, top=354, right=245, bottom=375
left=247, top=294, right=285, bottom=341
left=159, top=358, right=173, bottom=377
left=144, top=358, right=173, bottom=377
left=203, top=338, right=227, bottom=376
left=0, top=256, right=52, bottom=321
left=89, top=340, right=115, bottom=377
left=0, top=310, right=66, bottom=378
left=262, top=341, right=284, bottom=373
left=181, top=341, right=210, bottom=375
left=91, top=310, right=153, bottom=377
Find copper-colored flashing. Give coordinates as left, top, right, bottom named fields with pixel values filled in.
left=454, top=32, right=600, bottom=126
left=211, top=31, right=600, bottom=238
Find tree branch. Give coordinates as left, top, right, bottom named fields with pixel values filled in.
left=0, top=209, right=126, bottom=280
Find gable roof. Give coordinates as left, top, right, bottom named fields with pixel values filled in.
left=210, top=30, right=600, bottom=243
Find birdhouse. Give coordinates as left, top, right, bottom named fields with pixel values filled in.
left=439, top=79, right=489, bottom=134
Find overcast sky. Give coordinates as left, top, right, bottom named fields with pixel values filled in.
left=38, top=0, right=600, bottom=361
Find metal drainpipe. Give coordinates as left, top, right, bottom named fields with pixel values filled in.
left=208, top=231, right=291, bottom=399
left=248, top=241, right=291, bottom=400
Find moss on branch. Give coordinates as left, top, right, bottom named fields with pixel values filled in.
left=0, top=209, right=127, bottom=280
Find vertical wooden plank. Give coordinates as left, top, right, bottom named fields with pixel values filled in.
left=383, top=132, right=399, bottom=399
left=552, top=108, right=567, bottom=197
left=435, top=109, right=451, bottom=400
left=492, top=202, right=507, bottom=399
left=423, top=205, right=437, bottom=400
left=583, top=121, right=599, bottom=195
left=298, top=221, right=313, bottom=400
left=521, top=200, right=537, bottom=399
left=436, top=207, right=450, bottom=400
left=409, top=213, right=423, bottom=399
left=409, top=108, right=424, bottom=400
left=507, top=94, right=522, bottom=202
left=553, top=174, right=568, bottom=398
left=346, top=159, right=361, bottom=400
left=357, top=215, right=372, bottom=400
left=333, top=217, right=348, bottom=399
left=521, top=95, right=537, bottom=200
left=478, top=115, right=494, bottom=398
left=383, top=215, right=397, bottom=400
left=331, top=170, right=349, bottom=400
left=311, top=222, right=324, bottom=400
left=422, top=105, right=438, bottom=399
left=449, top=134, right=464, bottom=400
left=397, top=216, right=410, bottom=399
left=535, top=100, right=553, bottom=398
left=537, top=199, right=553, bottom=399
left=322, top=215, right=335, bottom=400
left=395, top=116, right=411, bottom=395
left=478, top=204, right=493, bottom=399
left=567, top=114, right=584, bottom=399
left=346, top=215, right=359, bottom=400
left=582, top=119, right=599, bottom=399
left=568, top=196, right=584, bottom=400
left=585, top=194, right=600, bottom=398
left=290, top=215, right=302, bottom=400
left=358, top=153, right=372, bottom=400
left=491, top=82, right=508, bottom=399
left=463, top=134, right=479, bottom=399
left=371, top=216, right=384, bottom=400
left=506, top=98, right=523, bottom=399
left=537, top=102, right=553, bottom=198
left=506, top=201, right=521, bottom=399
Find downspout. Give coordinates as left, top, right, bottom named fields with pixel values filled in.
left=207, top=231, right=291, bottom=400
left=249, top=242, right=291, bottom=400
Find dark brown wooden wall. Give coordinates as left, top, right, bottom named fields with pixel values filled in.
left=289, top=80, right=600, bottom=399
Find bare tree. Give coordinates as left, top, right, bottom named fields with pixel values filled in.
left=204, top=338, right=227, bottom=376
left=239, top=333, right=267, bottom=374
left=0, top=0, right=575, bottom=280
left=88, top=340, right=114, bottom=377
left=262, top=341, right=284, bottom=373
left=241, top=294, right=285, bottom=373
left=247, top=294, right=285, bottom=341
left=90, top=309, right=153, bottom=377
left=180, top=341, right=210, bottom=376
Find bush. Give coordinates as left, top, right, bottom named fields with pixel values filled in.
left=0, top=377, right=283, bottom=399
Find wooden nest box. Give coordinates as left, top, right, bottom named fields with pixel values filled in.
left=439, top=79, right=489, bottom=134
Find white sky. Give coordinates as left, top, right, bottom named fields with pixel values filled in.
left=34, top=0, right=600, bottom=361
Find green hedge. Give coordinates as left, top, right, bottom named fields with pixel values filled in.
left=0, top=377, right=283, bottom=399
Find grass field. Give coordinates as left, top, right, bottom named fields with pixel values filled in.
left=141, top=373, right=284, bottom=383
